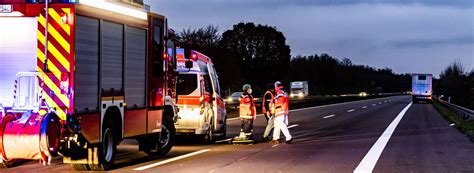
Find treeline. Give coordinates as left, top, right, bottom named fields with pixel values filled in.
left=289, top=55, right=411, bottom=95
left=177, top=23, right=470, bottom=103
left=434, top=60, right=474, bottom=109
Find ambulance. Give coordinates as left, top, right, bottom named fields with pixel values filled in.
left=175, top=48, right=227, bottom=142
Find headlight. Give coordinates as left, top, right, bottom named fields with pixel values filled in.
left=227, top=97, right=233, bottom=102
left=290, top=94, right=295, bottom=97
left=298, top=93, right=304, bottom=98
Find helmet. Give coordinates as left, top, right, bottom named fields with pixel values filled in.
left=242, top=84, right=252, bottom=91
left=274, top=81, right=283, bottom=89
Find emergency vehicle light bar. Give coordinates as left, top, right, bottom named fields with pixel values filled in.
left=80, top=0, right=147, bottom=20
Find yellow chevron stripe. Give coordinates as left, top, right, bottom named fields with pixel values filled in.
left=37, top=30, right=45, bottom=46
left=37, top=48, right=62, bottom=80
left=38, top=48, right=45, bottom=63
left=37, top=31, right=70, bottom=72
left=38, top=14, right=70, bottom=54
left=40, top=87, right=66, bottom=120
left=47, top=41, right=70, bottom=72
left=37, top=67, right=70, bottom=108
left=39, top=110, right=47, bottom=116
left=49, top=8, right=70, bottom=36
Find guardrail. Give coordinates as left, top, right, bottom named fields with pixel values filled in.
left=436, top=98, right=474, bottom=121
left=225, top=93, right=405, bottom=109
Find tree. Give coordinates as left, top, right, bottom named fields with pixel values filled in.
left=435, top=59, right=470, bottom=108
left=220, top=22, right=291, bottom=92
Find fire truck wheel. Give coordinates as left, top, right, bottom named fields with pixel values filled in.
left=144, top=115, right=175, bottom=156
left=158, top=115, right=175, bottom=155
left=95, top=119, right=117, bottom=170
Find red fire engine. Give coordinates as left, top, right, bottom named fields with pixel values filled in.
left=0, top=0, right=178, bottom=170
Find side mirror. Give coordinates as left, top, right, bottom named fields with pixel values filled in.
left=185, top=60, right=193, bottom=69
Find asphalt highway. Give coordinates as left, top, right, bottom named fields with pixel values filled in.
left=4, top=95, right=473, bottom=173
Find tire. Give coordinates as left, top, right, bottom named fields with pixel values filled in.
left=93, top=120, right=117, bottom=171
left=0, top=159, right=18, bottom=168
left=144, top=115, right=175, bottom=156
left=203, top=119, right=214, bottom=143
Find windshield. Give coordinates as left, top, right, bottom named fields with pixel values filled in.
left=231, top=92, right=243, bottom=97
left=177, top=74, right=198, bottom=95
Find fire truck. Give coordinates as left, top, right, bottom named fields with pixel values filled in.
left=0, top=0, right=178, bottom=170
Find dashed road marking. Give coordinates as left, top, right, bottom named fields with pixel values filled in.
left=272, top=144, right=279, bottom=148
left=372, top=104, right=377, bottom=106
left=133, top=149, right=211, bottom=170
left=378, top=102, right=382, bottom=104
left=362, top=106, right=368, bottom=109
left=353, top=102, right=413, bottom=173
left=323, top=114, right=336, bottom=119
left=347, top=109, right=355, bottom=112
left=288, top=124, right=299, bottom=129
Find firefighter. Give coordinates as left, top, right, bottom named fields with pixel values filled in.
left=262, top=83, right=275, bottom=141
left=270, top=81, right=293, bottom=144
left=239, top=84, right=256, bottom=139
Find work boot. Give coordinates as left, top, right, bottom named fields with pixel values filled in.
left=269, top=140, right=279, bottom=144
left=285, top=138, right=293, bottom=144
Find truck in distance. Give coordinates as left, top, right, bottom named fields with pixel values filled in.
left=290, top=81, right=309, bottom=98
left=411, top=74, right=433, bottom=103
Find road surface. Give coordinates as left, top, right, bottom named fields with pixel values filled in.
left=4, top=95, right=474, bottom=172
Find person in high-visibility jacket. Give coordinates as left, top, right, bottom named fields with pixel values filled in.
left=262, top=83, right=275, bottom=141
left=239, top=84, right=256, bottom=137
left=270, top=81, right=293, bottom=144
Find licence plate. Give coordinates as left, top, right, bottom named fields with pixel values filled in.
left=0, top=5, right=12, bottom=13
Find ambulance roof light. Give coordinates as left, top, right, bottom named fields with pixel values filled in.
left=79, top=0, right=148, bottom=20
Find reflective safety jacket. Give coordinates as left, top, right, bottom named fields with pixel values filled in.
left=274, top=90, right=289, bottom=117
left=262, top=90, right=275, bottom=115
left=239, top=92, right=256, bottom=119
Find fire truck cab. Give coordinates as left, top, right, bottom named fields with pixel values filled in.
left=175, top=49, right=227, bottom=142
left=0, top=0, right=178, bottom=170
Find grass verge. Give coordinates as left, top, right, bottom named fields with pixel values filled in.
left=433, top=102, right=474, bottom=142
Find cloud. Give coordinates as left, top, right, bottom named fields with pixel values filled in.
left=146, top=0, right=474, bottom=76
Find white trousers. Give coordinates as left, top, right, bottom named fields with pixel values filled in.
left=273, top=115, right=292, bottom=141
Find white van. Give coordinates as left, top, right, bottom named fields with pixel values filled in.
left=175, top=49, right=226, bottom=142
left=411, top=74, right=433, bottom=103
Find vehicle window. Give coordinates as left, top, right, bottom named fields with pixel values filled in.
left=198, top=60, right=208, bottom=73
left=152, top=25, right=164, bottom=77
left=418, top=76, right=426, bottom=80
left=177, top=74, right=197, bottom=95
left=231, top=92, right=243, bottom=97
left=203, top=75, right=213, bottom=93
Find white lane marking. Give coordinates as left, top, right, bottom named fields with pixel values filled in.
left=323, top=114, right=336, bottom=119
left=362, top=106, right=368, bottom=109
left=378, top=102, right=382, bottom=104
left=134, top=149, right=210, bottom=171
left=372, top=104, right=376, bottom=106
left=353, top=102, right=412, bottom=173
left=272, top=144, right=279, bottom=148
left=384, top=101, right=387, bottom=103
left=228, top=96, right=404, bottom=121
left=288, top=124, right=299, bottom=129
left=215, top=138, right=233, bottom=143
left=347, top=109, right=355, bottom=112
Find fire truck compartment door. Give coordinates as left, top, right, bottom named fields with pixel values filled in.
left=0, top=17, right=38, bottom=107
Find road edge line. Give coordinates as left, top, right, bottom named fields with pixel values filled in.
left=353, top=102, right=412, bottom=173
